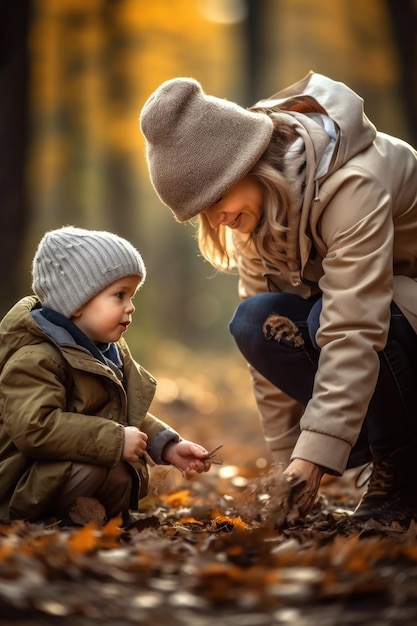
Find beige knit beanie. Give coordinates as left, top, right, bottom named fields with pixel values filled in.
left=139, top=78, right=274, bottom=222
left=32, top=226, right=146, bottom=318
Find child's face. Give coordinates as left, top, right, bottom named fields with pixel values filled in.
left=202, top=176, right=263, bottom=234
left=72, top=275, right=141, bottom=343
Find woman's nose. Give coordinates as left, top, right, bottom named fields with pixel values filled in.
left=204, top=206, right=223, bottom=229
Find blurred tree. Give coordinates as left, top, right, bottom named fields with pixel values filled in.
left=244, top=0, right=266, bottom=104
left=20, top=0, right=243, bottom=355
left=1, top=0, right=415, bottom=355
left=385, top=0, right=417, bottom=146
left=0, top=0, right=31, bottom=310
left=26, top=0, right=142, bottom=237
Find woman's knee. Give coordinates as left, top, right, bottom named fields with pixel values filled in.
left=230, top=293, right=287, bottom=342
left=229, top=292, right=316, bottom=345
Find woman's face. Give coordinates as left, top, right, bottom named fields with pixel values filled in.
left=202, top=176, right=263, bottom=234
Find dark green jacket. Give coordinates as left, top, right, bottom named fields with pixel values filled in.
left=0, top=296, right=179, bottom=520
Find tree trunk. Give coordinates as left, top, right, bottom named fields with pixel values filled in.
left=385, top=0, right=417, bottom=146
left=244, top=0, right=270, bottom=105
left=0, top=0, right=30, bottom=313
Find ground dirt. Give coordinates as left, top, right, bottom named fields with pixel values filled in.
left=1, top=350, right=416, bottom=625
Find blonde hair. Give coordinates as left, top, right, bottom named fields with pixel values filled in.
left=196, top=115, right=299, bottom=272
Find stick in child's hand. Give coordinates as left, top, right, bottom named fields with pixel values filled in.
left=201, top=444, right=223, bottom=465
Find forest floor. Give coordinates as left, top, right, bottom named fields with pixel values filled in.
left=1, top=346, right=417, bottom=626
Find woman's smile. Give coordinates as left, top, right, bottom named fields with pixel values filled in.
left=203, top=176, right=263, bottom=234
left=228, top=213, right=242, bottom=229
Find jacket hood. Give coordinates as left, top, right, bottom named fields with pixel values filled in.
left=251, top=72, right=379, bottom=275
left=255, top=71, right=377, bottom=176
left=0, top=297, right=44, bottom=371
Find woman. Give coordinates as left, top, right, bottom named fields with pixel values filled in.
left=139, top=72, right=417, bottom=526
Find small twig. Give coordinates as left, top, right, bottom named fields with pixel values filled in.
left=202, top=444, right=224, bottom=465
left=205, top=444, right=223, bottom=456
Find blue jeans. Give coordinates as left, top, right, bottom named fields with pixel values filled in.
left=229, top=293, right=417, bottom=467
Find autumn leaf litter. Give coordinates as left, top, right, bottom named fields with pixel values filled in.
left=1, top=463, right=417, bottom=625
left=1, top=349, right=417, bottom=624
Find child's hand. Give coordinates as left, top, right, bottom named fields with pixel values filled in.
left=162, top=440, right=212, bottom=476
left=123, top=426, right=148, bottom=463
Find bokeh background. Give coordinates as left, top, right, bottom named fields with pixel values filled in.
left=1, top=0, right=416, bottom=462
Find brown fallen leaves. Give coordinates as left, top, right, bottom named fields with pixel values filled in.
left=1, top=465, right=417, bottom=624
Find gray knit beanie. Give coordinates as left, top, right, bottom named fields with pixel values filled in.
left=139, top=77, right=274, bottom=222
left=32, top=226, right=146, bottom=318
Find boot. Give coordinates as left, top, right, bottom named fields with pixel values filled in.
left=352, top=439, right=417, bottom=526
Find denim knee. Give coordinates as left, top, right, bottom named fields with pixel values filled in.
left=229, top=297, right=258, bottom=344
left=230, top=292, right=320, bottom=348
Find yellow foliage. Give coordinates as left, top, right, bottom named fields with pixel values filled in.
left=102, top=516, right=123, bottom=537
left=68, top=524, right=100, bottom=554
left=210, top=509, right=249, bottom=530
left=0, top=542, right=15, bottom=562
left=42, top=0, right=103, bottom=16
left=176, top=516, right=204, bottom=525
left=160, top=489, right=193, bottom=508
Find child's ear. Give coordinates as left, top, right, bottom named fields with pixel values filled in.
left=71, top=308, right=82, bottom=318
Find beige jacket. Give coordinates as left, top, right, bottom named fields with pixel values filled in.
left=237, top=72, right=417, bottom=474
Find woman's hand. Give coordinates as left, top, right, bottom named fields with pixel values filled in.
left=283, top=458, right=324, bottom=515
left=122, top=426, right=148, bottom=463
left=162, top=440, right=212, bottom=476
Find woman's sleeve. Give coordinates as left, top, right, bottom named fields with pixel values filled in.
left=292, top=170, right=394, bottom=474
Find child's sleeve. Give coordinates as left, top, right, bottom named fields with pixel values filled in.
left=140, top=412, right=181, bottom=465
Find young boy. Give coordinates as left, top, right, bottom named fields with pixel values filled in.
left=0, top=226, right=211, bottom=524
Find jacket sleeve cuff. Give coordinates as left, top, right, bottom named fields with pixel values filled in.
left=291, top=430, right=351, bottom=475
left=147, top=429, right=181, bottom=465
